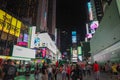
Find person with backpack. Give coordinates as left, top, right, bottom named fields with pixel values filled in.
left=2, top=59, right=18, bottom=80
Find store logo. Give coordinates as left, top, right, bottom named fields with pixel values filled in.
left=34, top=37, right=40, bottom=46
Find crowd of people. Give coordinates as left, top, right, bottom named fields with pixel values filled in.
left=36, top=61, right=98, bottom=80
left=1, top=59, right=120, bottom=80
left=0, top=59, right=18, bottom=80
left=100, top=61, right=120, bottom=80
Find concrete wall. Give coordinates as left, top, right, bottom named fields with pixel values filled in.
left=90, top=0, right=120, bottom=55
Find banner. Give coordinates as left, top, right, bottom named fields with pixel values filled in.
left=12, top=45, right=35, bottom=58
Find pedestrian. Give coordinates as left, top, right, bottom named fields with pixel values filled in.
left=34, top=63, right=39, bottom=80
left=48, top=65, right=52, bottom=80
left=0, top=58, right=3, bottom=80
left=66, top=64, right=71, bottom=80
left=117, top=63, right=120, bottom=72
left=41, top=62, right=48, bottom=80
left=93, top=61, right=100, bottom=80
left=25, top=63, right=31, bottom=76
left=86, top=64, right=91, bottom=76
left=111, top=63, right=118, bottom=79
left=70, top=65, right=76, bottom=80
left=62, top=65, right=66, bottom=80
left=2, top=59, right=18, bottom=80
left=52, top=65, right=57, bottom=80
left=76, top=64, right=83, bottom=80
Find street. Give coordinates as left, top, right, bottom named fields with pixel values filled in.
left=15, top=72, right=113, bottom=80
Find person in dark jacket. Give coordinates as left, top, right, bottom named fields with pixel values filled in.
left=71, top=65, right=76, bottom=80
left=75, top=64, right=83, bottom=80
left=2, top=59, right=18, bottom=80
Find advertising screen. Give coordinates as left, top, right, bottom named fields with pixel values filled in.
left=78, top=56, right=82, bottom=61
left=71, top=57, right=77, bottom=62
left=0, top=9, right=22, bottom=37
left=17, top=33, right=28, bottom=47
left=23, top=33, right=28, bottom=42
left=86, top=33, right=92, bottom=39
left=72, top=36, right=77, bottom=43
left=35, top=48, right=47, bottom=58
left=72, top=31, right=77, bottom=43
left=78, top=46, right=82, bottom=55
left=72, top=49, right=77, bottom=57
left=90, top=21, right=99, bottom=29
left=87, top=2, right=93, bottom=20
left=72, top=31, right=76, bottom=36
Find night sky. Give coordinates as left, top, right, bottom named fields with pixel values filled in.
left=56, top=0, right=88, bottom=39
left=56, top=0, right=88, bottom=53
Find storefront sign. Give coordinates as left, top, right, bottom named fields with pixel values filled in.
left=12, top=45, right=35, bottom=58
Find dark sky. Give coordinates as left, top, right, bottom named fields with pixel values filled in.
left=56, top=0, right=88, bottom=52
left=56, top=0, right=88, bottom=40
left=56, top=0, right=88, bottom=28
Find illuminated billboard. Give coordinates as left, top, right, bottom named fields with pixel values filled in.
left=0, top=9, right=21, bottom=37
left=78, top=56, right=82, bottom=61
left=77, top=46, right=82, bottom=55
left=90, top=21, right=99, bottom=29
left=87, top=2, right=93, bottom=20
left=71, top=47, right=77, bottom=57
left=35, top=48, right=47, bottom=58
left=12, top=45, right=35, bottom=58
left=86, top=33, right=92, bottom=39
left=72, top=31, right=77, bottom=43
left=17, top=33, right=28, bottom=47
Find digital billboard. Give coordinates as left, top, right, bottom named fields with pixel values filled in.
left=23, top=34, right=28, bottom=42
left=72, top=36, right=77, bottom=43
left=0, top=9, right=22, bottom=37
left=72, top=31, right=77, bottom=43
left=87, top=2, right=93, bottom=20
left=35, top=48, right=47, bottom=58
left=17, top=33, right=28, bottom=47
left=77, top=46, right=82, bottom=55
left=72, top=31, right=76, bottom=36
left=86, top=33, right=92, bottom=39
left=78, top=56, right=82, bottom=61
left=72, top=48, right=77, bottom=57
left=90, top=21, right=99, bottom=29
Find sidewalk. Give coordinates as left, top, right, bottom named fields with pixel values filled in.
left=15, top=74, right=36, bottom=80
left=83, top=72, right=112, bottom=80
left=15, top=72, right=112, bottom=80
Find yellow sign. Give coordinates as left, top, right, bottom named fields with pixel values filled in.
left=0, top=9, right=21, bottom=37
left=5, top=56, right=10, bottom=59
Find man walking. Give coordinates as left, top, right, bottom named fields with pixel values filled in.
left=2, top=59, right=18, bottom=80
left=93, top=61, right=100, bottom=80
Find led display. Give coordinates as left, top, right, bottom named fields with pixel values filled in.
left=0, top=9, right=22, bottom=37
left=78, top=46, right=82, bottom=55
left=87, top=2, right=93, bottom=20
left=35, top=48, right=47, bottom=58
left=90, top=21, right=99, bottom=29
left=72, top=31, right=77, bottom=43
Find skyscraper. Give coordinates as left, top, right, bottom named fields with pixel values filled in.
left=0, top=0, right=56, bottom=39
